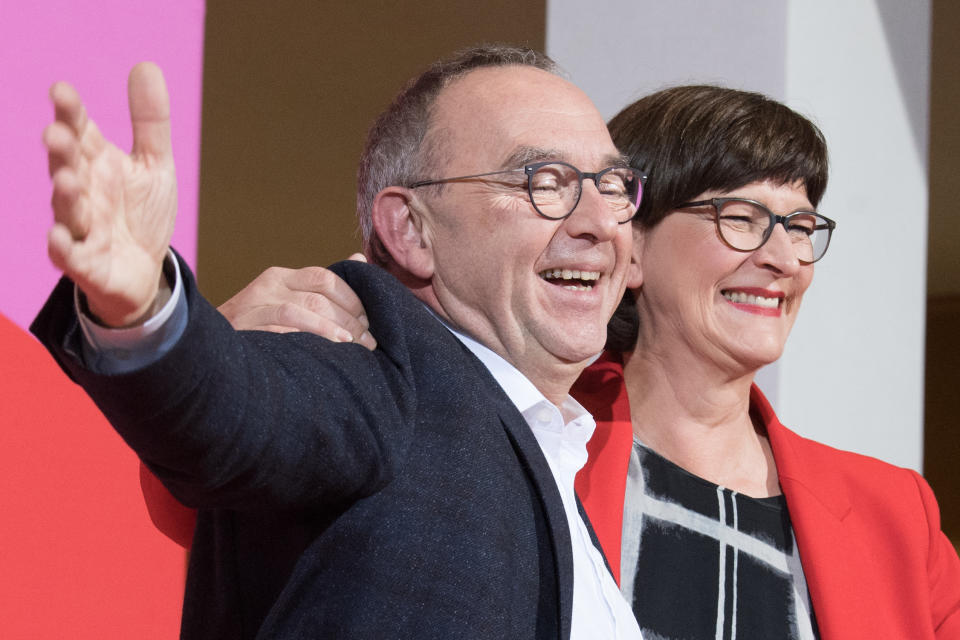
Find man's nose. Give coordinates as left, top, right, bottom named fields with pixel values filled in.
left=562, top=180, right=622, bottom=242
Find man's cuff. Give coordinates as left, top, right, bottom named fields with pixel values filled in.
left=76, top=250, right=188, bottom=374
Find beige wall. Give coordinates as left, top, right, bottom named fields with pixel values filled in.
left=197, top=1, right=545, bottom=304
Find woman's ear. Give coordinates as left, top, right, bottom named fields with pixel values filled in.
left=625, top=226, right=644, bottom=290
left=370, top=186, right=435, bottom=280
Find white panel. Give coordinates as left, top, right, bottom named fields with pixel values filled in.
left=546, top=0, right=929, bottom=470
left=546, top=0, right=788, bottom=118
left=780, top=0, right=929, bottom=469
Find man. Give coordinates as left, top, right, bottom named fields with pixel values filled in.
left=34, top=46, right=644, bottom=638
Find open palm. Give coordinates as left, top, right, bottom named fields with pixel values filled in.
left=44, top=62, right=177, bottom=327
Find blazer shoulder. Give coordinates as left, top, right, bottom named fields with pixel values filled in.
left=774, top=421, right=922, bottom=500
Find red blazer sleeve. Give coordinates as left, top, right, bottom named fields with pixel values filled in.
left=140, top=461, right=197, bottom=549
left=761, top=384, right=960, bottom=639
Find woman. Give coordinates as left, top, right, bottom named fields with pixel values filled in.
left=571, top=85, right=960, bottom=639
left=142, top=86, right=960, bottom=638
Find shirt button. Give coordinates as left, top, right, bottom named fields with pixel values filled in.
left=535, top=407, right=553, bottom=424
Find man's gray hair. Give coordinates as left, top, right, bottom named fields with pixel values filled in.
left=356, top=44, right=559, bottom=266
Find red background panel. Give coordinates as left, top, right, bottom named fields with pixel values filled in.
left=0, top=313, right=185, bottom=638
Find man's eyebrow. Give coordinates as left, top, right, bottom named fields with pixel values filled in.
left=604, top=153, right=632, bottom=168
left=500, top=147, right=633, bottom=170
left=500, top=146, right=566, bottom=169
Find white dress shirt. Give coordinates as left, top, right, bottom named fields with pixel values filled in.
left=448, top=329, right=643, bottom=640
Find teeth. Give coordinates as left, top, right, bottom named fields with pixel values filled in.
left=722, top=291, right=780, bottom=308
left=539, top=269, right=600, bottom=281
left=538, top=269, right=600, bottom=291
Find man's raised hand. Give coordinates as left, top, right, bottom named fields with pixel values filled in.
left=44, top=62, right=177, bottom=327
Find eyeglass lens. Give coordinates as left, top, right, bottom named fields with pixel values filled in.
left=715, top=199, right=831, bottom=262
left=528, top=163, right=641, bottom=222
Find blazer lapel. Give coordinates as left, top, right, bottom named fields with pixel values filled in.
left=457, top=343, right=573, bottom=640
left=493, top=393, right=573, bottom=640
left=756, top=386, right=856, bottom=638
left=577, top=496, right=615, bottom=580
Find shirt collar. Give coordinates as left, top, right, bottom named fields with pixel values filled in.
left=438, top=318, right=593, bottom=434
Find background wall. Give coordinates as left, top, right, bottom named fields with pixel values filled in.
left=1, top=2, right=203, bottom=635
left=925, top=0, right=960, bottom=539
left=1, top=0, right=205, bottom=330
left=779, top=0, right=929, bottom=469
left=4, top=2, right=957, bottom=634
left=549, top=0, right=930, bottom=472
left=547, top=0, right=958, bottom=539
left=198, top=0, right=957, bottom=532
left=196, top=0, right=546, bottom=304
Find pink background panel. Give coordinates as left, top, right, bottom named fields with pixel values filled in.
left=0, top=1, right=206, bottom=636
left=1, top=0, right=205, bottom=330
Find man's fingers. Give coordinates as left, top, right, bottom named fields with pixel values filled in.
left=44, top=122, right=79, bottom=177
left=128, top=62, right=172, bottom=159
left=347, top=252, right=368, bottom=263
left=48, top=223, right=99, bottom=285
left=47, top=80, right=108, bottom=174
left=49, top=81, right=88, bottom=135
left=50, top=169, right=88, bottom=238
left=47, top=224, right=78, bottom=274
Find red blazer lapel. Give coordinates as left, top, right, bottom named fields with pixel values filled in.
left=573, top=352, right=633, bottom=584
left=759, top=384, right=854, bottom=638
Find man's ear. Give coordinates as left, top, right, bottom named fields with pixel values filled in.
left=371, top=186, right=435, bottom=280
left=625, top=226, right=644, bottom=290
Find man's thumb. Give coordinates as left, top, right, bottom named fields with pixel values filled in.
left=128, top=62, right=172, bottom=159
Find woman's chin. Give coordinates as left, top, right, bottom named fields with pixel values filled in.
left=726, top=340, right=786, bottom=375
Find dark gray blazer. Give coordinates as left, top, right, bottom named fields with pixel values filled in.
left=32, top=257, right=577, bottom=639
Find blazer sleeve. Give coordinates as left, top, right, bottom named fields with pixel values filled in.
left=31, top=257, right=420, bottom=513
left=914, top=470, right=960, bottom=637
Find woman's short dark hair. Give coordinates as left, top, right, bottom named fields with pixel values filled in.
left=605, top=85, right=829, bottom=352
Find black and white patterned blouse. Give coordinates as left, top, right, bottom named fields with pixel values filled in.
left=620, top=440, right=820, bottom=640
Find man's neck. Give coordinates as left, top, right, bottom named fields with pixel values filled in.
left=411, top=287, right=585, bottom=411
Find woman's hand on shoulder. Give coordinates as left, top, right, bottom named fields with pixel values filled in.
left=217, top=253, right=376, bottom=350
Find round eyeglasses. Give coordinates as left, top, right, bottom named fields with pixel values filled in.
left=674, top=198, right=836, bottom=264
left=408, top=161, right=647, bottom=224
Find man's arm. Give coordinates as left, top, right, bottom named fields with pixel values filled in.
left=35, top=255, right=409, bottom=513
left=37, top=65, right=402, bottom=513
left=43, top=62, right=176, bottom=328
left=139, top=259, right=378, bottom=546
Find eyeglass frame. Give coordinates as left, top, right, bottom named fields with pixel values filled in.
left=407, top=160, right=648, bottom=223
left=674, top=197, right=837, bottom=264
